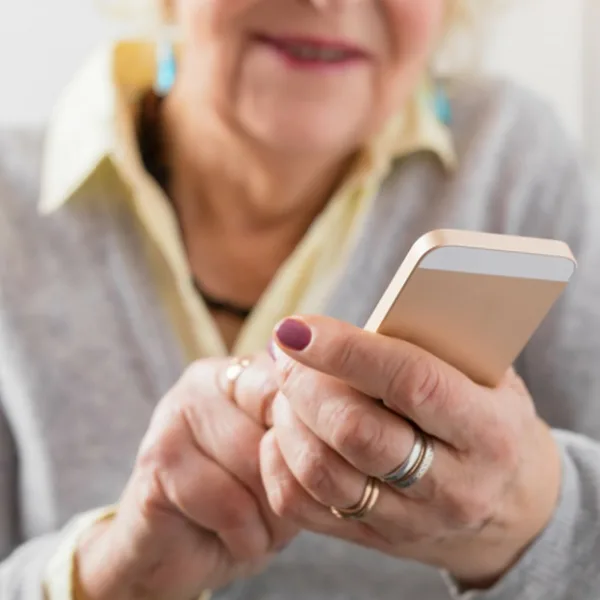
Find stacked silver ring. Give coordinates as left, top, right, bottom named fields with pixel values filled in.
left=381, top=427, right=435, bottom=489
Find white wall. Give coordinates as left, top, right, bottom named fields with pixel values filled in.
left=583, top=0, right=600, bottom=167
left=0, top=1, right=113, bottom=126
left=482, top=0, right=584, bottom=146
left=0, top=0, right=594, bottom=164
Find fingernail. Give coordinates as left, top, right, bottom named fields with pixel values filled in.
left=275, top=318, right=312, bottom=352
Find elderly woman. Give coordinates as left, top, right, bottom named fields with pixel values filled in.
left=1, top=0, right=600, bottom=599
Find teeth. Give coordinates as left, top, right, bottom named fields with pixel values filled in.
left=321, top=49, right=347, bottom=60
left=283, top=44, right=350, bottom=62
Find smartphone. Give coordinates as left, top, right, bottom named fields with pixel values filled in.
left=364, top=229, right=577, bottom=387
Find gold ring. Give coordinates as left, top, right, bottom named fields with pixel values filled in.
left=330, top=477, right=381, bottom=521
left=225, top=356, right=251, bottom=400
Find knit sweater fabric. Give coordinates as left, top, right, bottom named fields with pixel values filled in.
left=1, top=78, right=600, bottom=599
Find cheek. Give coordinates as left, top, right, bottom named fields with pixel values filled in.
left=383, top=0, right=446, bottom=62
left=176, top=0, right=251, bottom=105
left=374, top=0, right=445, bottom=114
left=178, top=0, right=261, bottom=34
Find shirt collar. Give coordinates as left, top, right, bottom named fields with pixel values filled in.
left=39, top=40, right=456, bottom=214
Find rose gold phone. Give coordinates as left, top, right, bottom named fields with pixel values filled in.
left=364, top=229, right=577, bottom=387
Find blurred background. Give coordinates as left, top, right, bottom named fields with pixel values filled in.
left=0, top=0, right=598, bottom=168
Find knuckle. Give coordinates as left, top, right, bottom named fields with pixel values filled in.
left=132, top=467, right=172, bottom=519
left=132, top=440, right=192, bottom=521
left=277, top=360, right=304, bottom=397
left=399, top=354, right=447, bottom=412
left=294, top=445, right=334, bottom=497
left=330, top=406, right=386, bottom=461
left=278, top=364, right=324, bottom=416
left=486, top=427, right=520, bottom=471
left=218, top=489, right=257, bottom=531
left=329, top=332, right=360, bottom=376
left=136, top=423, right=181, bottom=474
left=269, top=475, right=303, bottom=521
left=135, top=408, right=188, bottom=500
left=134, top=438, right=188, bottom=514
left=138, top=445, right=171, bottom=475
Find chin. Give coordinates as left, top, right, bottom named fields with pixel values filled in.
left=239, top=103, right=368, bottom=158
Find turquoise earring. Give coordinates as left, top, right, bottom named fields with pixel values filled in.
left=432, top=83, right=452, bottom=126
left=154, top=40, right=177, bottom=96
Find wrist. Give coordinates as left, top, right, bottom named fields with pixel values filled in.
left=75, top=518, right=132, bottom=600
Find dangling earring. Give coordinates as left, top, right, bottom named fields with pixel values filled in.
left=432, top=81, right=452, bottom=126
left=154, top=39, right=177, bottom=96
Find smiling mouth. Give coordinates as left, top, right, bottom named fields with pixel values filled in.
left=253, top=34, right=368, bottom=66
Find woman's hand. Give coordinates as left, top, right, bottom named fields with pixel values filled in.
left=76, top=353, right=298, bottom=600
left=261, top=316, right=562, bottom=589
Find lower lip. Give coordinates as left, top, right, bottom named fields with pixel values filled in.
left=254, top=38, right=366, bottom=70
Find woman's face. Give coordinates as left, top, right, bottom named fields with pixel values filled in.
left=176, top=0, right=446, bottom=156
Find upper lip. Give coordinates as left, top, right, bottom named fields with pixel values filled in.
left=253, top=34, right=369, bottom=58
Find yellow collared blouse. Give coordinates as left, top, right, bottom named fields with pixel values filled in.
left=40, top=40, right=455, bottom=360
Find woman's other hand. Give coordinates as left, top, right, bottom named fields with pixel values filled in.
left=76, top=352, right=298, bottom=600
left=261, top=316, right=561, bottom=589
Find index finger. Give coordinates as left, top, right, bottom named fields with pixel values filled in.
left=270, top=316, right=500, bottom=449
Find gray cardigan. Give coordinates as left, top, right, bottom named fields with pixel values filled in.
left=1, top=78, right=600, bottom=600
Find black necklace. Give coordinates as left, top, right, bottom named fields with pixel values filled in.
left=192, top=279, right=254, bottom=320
left=137, top=91, right=255, bottom=320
